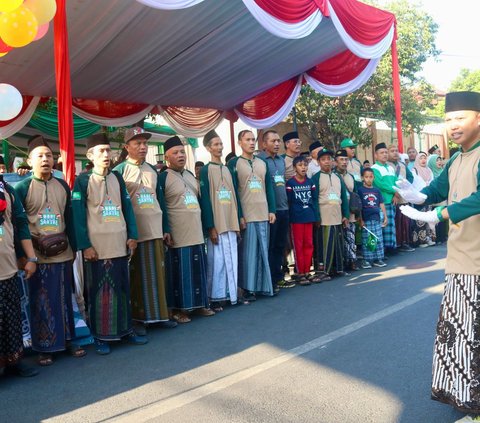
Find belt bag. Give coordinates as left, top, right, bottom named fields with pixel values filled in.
left=32, top=232, right=69, bottom=257
left=349, top=191, right=362, bottom=215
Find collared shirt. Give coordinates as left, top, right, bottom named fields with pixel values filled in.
left=257, top=151, right=288, bottom=211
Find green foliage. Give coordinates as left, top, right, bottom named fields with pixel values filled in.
left=450, top=69, right=480, bottom=92
left=292, top=0, right=439, bottom=149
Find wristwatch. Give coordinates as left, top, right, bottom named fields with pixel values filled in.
left=26, top=257, right=38, bottom=263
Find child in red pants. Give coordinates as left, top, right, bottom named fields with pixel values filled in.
left=286, top=156, right=321, bottom=285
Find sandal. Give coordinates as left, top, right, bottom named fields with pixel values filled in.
left=238, top=297, right=251, bottom=305
left=38, top=354, right=53, bottom=366
left=298, top=277, right=311, bottom=286
left=192, top=308, right=215, bottom=317
left=211, top=302, right=224, bottom=312
left=68, top=345, right=87, bottom=358
left=307, top=274, right=324, bottom=284
left=171, top=312, right=192, bottom=324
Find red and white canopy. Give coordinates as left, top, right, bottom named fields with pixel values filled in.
left=0, top=0, right=401, bottom=186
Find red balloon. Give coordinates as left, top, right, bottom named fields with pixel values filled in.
left=0, top=37, right=13, bottom=54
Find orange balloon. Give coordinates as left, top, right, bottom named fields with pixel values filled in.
left=24, top=0, right=57, bottom=25
left=0, top=5, right=39, bottom=48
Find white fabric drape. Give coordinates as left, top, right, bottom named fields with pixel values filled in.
left=158, top=107, right=226, bottom=138
left=72, top=104, right=154, bottom=127
left=136, top=0, right=205, bottom=9
left=0, top=96, right=40, bottom=139
left=304, top=57, right=380, bottom=97
left=241, top=0, right=323, bottom=39
left=328, top=4, right=394, bottom=59
left=234, top=76, right=302, bottom=128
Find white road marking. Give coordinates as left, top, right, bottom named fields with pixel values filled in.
left=104, top=286, right=442, bottom=422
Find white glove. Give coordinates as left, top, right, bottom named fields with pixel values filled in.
left=399, top=205, right=439, bottom=224
left=393, top=180, right=427, bottom=204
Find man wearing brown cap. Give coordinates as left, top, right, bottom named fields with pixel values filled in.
left=398, top=91, right=480, bottom=421
left=158, top=136, right=213, bottom=323
left=72, top=133, right=146, bottom=355
left=199, top=130, right=240, bottom=309
left=15, top=135, right=84, bottom=366
left=114, top=127, right=176, bottom=331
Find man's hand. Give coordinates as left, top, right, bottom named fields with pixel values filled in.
left=393, top=180, right=427, bottom=205
left=163, top=233, right=173, bottom=247
left=342, top=217, right=349, bottom=228
left=17, top=168, right=30, bottom=176
left=400, top=205, right=439, bottom=224
left=382, top=217, right=388, bottom=227
left=24, top=262, right=37, bottom=279
left=268, top=213, right=276, bottom=224
left=127, top=239, right=137, bottom=257
left=209, top=227, right=219, bottom=245
left=315, top=220, right=321, bottom=228
left=83, top=247, right=98, bottom=261
left=240, top=217, right=246, bottom=230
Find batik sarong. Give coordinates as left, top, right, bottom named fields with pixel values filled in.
left=28, top=262, right=75, bottom=353
left=238, top=221, right=273, bottom=296
left=395, top=204, right=412, bottom=246
left=320, top=225, right=344, bottom=275
left=432, top=274, right=480, bottom=414
left=382, top=203, right=397, bottom=249
left=130, top=239, right=169, bottom=323
left=411, top=205, right=435, bottom=246
left=16, top=272, right=32, bottom=347
left=207, top=231, right=238, bottom=304
left=361, top=220, right=384, bottom=261
left=0, top=275, right=23, bottom=367
left=84, top=257, right=133, bottom=341
left=343, top=222, right=357, bottom=262
left=166, top=244, right=209, bottom=310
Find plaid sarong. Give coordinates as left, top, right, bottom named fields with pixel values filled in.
left=362, top=220, right=384, bottom=261
left=382, top=203, right=397, bottom=249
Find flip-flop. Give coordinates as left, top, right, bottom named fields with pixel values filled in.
left=38, top=354, right=53, bottom=366
left=68, top=345, right=87, bottom=358
left=171, top=312, right=192, bottom=324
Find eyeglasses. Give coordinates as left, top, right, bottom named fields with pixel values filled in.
left=289, top=140, right=301, bottom=144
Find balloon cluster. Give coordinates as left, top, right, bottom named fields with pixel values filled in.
left=0, top=0, right=56, bottom=55
left=0, top=0, right=56, bottom=120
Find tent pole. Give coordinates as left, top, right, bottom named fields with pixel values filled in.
left=229, top=119, right=235, bottom=154
left=391, top=30, right=404, bottom=153
left=54, top=0, right=75, bottom=188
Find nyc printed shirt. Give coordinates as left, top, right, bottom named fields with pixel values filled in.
left=286, top=176, right=318, bottom=223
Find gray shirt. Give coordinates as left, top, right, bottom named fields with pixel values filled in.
left=257, top=151, right=288, bottom=211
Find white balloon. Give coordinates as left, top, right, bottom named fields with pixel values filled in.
left=0, top=83, right=23, bottom=121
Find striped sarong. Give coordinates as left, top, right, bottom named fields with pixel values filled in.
left=382, top=203, right=397, bottom=249
left=321, top=225, right=344, bottom=275
left=238, top=221, right=273, bottom=296
left=84, top=257, right=133, bottom=341
left=432, top=274, right=480, bottom=414
left=165, top=244, right=209, bottom=311
left=0, top=275, right=23, bottom=367
left=28, top=262, right=75, bottom=353
left=130, top=239, right=169, bottom=323
left=395, top=204, right=412, bottom=246
left=361, top=220, right=384, bottom=261
left=207, top=231, right=238, bottom=304
left=343, top=222, right=357, bottom=262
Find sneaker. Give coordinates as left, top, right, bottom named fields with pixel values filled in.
left=399, top=244, right=415, bottom=252
left=126, top=333, right=148, bottom=345
left=158, top=320, right=178, bottom=329
left=418, top=243, right=429, bottom=248
left=94, top=339, right=111, bottom=355
left=455, top=415, right=480, bottom=422
left=277, top=279, right=296, bottom=289
left=361, top=260, right=372, bottom=269
left=373, top=260, right=387, bottom=267
left=4, top=361, right=39, bottom=377
left=336, top=271, right=351, bottom=277
left=427, top=240, right=436, bottom=246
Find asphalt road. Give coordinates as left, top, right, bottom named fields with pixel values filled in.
left=0, top=244, right=467, bottom=423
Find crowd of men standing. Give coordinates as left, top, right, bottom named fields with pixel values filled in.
left=0, top=124, right=446, bottom=378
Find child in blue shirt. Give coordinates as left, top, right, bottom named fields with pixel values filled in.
left=357, top=168, right=388, bottom=269
left=286, top=156, right=321, bottom=284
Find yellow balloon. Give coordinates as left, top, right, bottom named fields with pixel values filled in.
left=24, top=0, right=57, bottom=25
left=0, top=5, right=38, bottom=48
left=0, top=0, right=23, bottom=13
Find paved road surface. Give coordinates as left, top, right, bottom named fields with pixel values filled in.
left=0, top=245, right=466, bottom=423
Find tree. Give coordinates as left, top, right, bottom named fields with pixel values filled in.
left=450, top=69, right=480, bottom=92
left=291, top=0, right=439, bottom=150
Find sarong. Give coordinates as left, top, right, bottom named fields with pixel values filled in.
left=432, top=274, right=480, bottom=414
left=207, top=231, right=238, bottom=304
left=343, top=222, right=357, bottom=262
left=362, top=220, right=384, bottom=261
left=395, top=204, right=412, bottom=246
left=382, top=203, right=397, bottom=249
left=320, top=225, right=344, bottom=275
left=28, top=262, right=75, bottom=353
left=84, top=257, right=133, bottom=341
left=166, top=244, right=209, bottom=310
left=130, top=239, right=169, bottom=323
left=16, top=272, right=32, bottom=347
left=0, top=275, right=23, bottom=367
left=238, top=221, right=273, bottom=296
left=411, top=205, right=435, bottom=246
left=313, top=226, right=324, bottom=269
